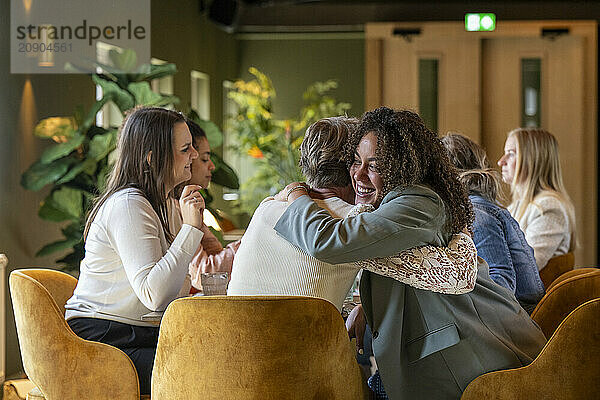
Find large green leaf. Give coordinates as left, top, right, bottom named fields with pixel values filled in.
left=96, top=163, right=111, bottom=192
left=109, top=48, right=137, bottom=72
left=56, top=158, right=97, bottom=185
left=55, top=243, right=84, bottom=271
left=93, top=74, right=135, bottom=112
left=36, top=237, right=82, bottom=257
left=81, top=96, right=109, bottom=132
left=62, top=222, right=84, bottom=239
left=21, top=158, right=76, bottom=191
left=211, top=152, right=239, bottom=189
left=134, top=63, right=177, bottom=82
left=88, top=130, right=117, bottom=161
left=127, top=81, right=160, bottom=104
left=127, top=81, right=180, bottom=107
left=34, top=117, right=77, bottom=140
left=196, top=119, right=223, bottom=148
left=38, top=187, right=83, bottom=222
left=40, top=132, right=85, bottom=164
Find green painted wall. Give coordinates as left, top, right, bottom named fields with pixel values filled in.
left=236, top=36, right=364, bottom=119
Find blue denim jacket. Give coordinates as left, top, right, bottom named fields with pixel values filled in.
left=470, top=195, right=545, bottom=312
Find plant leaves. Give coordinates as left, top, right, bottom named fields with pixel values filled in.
left=56, top=158, right=97, bottom=185
left=62, top=221, right=84, bottom=239
left=55, top=243, right=85, bottom=271
left=40, top=132, right=85, bottom=164
left=81, top=96, right=109, bottom=132
left=196, top=119, right=223, bottom=148
left=127, top=81, right=160, bottom=105
left=21, top=158, right=76, bottom=191
left=108, top=48, right=137, bottom=73
left=127, top=81, right=180, bottom=107
left=36, top=237, right=82, bottom=257
left=34, top=117, right=77, bottom=140
left=211, top=153, right=239, bottom=189
left=88, top=130, right=117, bottom=161
left=38, top=187, right=83, bottom=222
left=135, top=63, right=177, bottom=82
left=96, top=163, right=111, bottom=192
left=93, top=74, right=135, bottom=112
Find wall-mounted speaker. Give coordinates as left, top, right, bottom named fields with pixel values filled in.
left=208, top=0, right=240, bottom=32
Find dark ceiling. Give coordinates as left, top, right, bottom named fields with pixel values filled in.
left=228, top=1, right=600, bottom=31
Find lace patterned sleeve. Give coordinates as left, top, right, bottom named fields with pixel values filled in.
left=349, top=205, right=478, bottom=294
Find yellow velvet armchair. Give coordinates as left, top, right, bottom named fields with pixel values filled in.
left=539, top=252, right=574, bottom=289
left=461, top=298, right=600, bottom=400
left=531, top=267, right=600, bottom=338
left=151, top=296, right=367, bottom=400
left=9, top=268, right=147, bottom=400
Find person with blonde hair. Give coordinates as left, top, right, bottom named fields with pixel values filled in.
left=498, top=128, right=576, bottom=271
left=442, top=133, right=544, bottom=312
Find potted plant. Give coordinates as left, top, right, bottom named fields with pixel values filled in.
left=227, top=67, right=351, bottom=214
left=21, top=49, right=238, bottom=272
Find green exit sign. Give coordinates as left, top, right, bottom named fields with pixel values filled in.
left=465, top=13, right=496, bottom=31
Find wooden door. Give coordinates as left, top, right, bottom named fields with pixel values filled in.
left=482, top=35, right=588, bottom=264
left=365, top=21, right=597, bottom=266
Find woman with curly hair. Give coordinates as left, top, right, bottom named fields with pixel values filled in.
left=274, top=107, right=546, bottom=400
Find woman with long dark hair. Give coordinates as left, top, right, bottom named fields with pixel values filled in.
left=185, top=120, right=240, bottom=289
left=65, top=107, right=205, bottom=394
left=275, top=107, right=546, bottom=399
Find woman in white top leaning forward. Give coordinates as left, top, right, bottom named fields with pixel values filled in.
left=498, top=127, right=576, bottom=271
left=65, top=106, right=206, bottom=395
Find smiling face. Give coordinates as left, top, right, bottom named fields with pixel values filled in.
left=171, top=122, right=198, bottom=189
left=498, top=134, right=518, bottom=184
left=189, top=136, right=215, bottom=189
left=350, top=132, right=384, bottom=207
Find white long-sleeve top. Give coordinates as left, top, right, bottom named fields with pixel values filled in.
left=510, top=192, right=574, bottom=271
left=65, top=188, right=203, bottom=326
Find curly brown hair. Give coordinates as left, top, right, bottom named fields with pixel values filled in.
left=347, top=107, right=474, bottom=234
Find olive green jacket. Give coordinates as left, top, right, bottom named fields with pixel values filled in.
left=274, top=184, right=546, bottom=400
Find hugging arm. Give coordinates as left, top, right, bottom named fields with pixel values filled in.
left=273, top=192, right=447, bottom=264
left=354, top=233, right=477, bottom=294
left=274, top=192, right=477, bottom=293
left=346, top=204, right=477, bottom=294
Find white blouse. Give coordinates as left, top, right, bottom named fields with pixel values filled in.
left=510, top=192, right=573, bottom=270
left=65, top=188, right=203, bottom=326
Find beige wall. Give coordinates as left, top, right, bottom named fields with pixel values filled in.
left=1, top=0, right=238, bottom=376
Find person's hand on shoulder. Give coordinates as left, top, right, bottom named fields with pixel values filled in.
left=274, top=182, right=310, bottom=203
left=179, top=185, right=205, bottom=230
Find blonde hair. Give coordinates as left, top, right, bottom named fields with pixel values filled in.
left=441, top=133, right=505, bottom=204
left=508, top=128, right=576, bottom=250
left=299, top=116, right=358, bottom=188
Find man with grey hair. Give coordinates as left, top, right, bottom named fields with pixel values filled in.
left=227, top=117, right=477, bottom=312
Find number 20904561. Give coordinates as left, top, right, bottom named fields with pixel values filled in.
left=18, top=42, right=72, bottom=52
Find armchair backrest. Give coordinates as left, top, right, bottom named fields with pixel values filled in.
left=152, top=296, right=366, bottom=400
left=531, top=268, right=600, bottom=338
left=9, top=268, right=141, bottom=400
left=539, top=252, right=574, bottom=288
left=461, top=298, right=600, bottom=399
